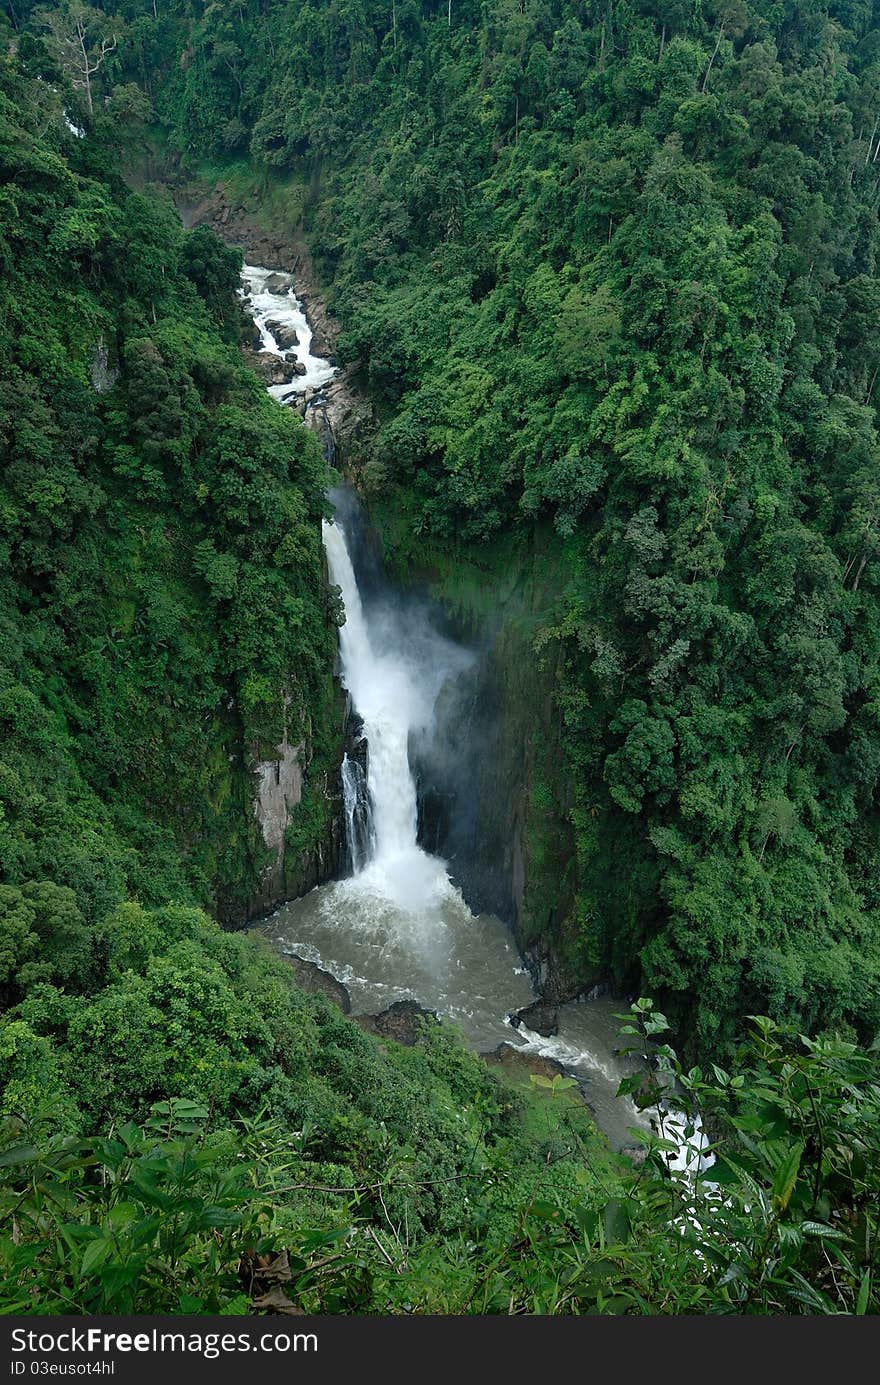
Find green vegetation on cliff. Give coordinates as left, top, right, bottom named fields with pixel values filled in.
left=0, top=41, right=338, bottom=928
left=4, top=961, right=879, bottom=1314
left=0, top=889, right=616, bottom=1314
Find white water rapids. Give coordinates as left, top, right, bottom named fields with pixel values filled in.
left=241, top=264, right=337, bottom=399
left=241, top=263, right=697, bottom=1154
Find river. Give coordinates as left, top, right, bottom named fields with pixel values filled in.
left=240, top=263, right=647, bottom=1151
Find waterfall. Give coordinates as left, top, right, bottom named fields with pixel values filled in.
left=240, top=264, right=337, bottom=400
left=321, top=510, right=463, bottom=912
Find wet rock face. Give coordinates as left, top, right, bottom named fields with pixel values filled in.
left=254, top=732, right=303, bottom=867
left=90, top=335, right=119, bottom=394
left=244, top=683, right=346, bottom=923
left=264, top=272, right=292, bottom=294
left=339, top=707, right=372, bottom=877
left=344, top=709, right=368, bottom=771
left=294, top=369, right=371, bottom=468
left=509, top=999, right=559, bottom=1037
left=410, top=643, right=518, bottom=926
left=243, top=349, right=291, bottom=385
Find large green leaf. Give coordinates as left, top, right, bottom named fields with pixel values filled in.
left=771, top=1144, right=803, bottom=1212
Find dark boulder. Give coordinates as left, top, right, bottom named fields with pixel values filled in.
left=509, top=999, right=559, bottom=1037
left=244, top=350, right=292, bottom=385
left=485, top=1043, right=594, bottom=1109
left=266, top=319, right=300, bottom=351
left=485, top=1042, right=568, bottom=1083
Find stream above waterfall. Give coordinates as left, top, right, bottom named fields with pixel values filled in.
left=242, top=263, right=648, bottom=1152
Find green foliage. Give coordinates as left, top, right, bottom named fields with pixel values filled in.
left=0, top=882, right=95, bottom=1008
left=4, top=0, right=880, bottom=1319
left=4, top=998, right=876, bottom=1315
left=178, top=225, right=243, bottom=338
left=608, top=1000, right=880, bottom=1313
left=0, top=1101, right=270, bottom=1314
left=0, top=890, right=618, bottom=1314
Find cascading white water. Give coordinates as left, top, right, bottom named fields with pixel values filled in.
left=318, top=520, right=711, bottom=1165
left=322, top=514, right=457, bottom=912
left=240, top=264, right=337, bottom=399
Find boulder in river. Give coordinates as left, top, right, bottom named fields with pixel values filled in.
left=485, top=1043, right=595, bottom=1110
left=265, top=319, right=300, bottom=351
left=509, top=999, right=559, bottom=1036
left=264, top=272, right=292, bottom=294
left=244, top=350, right=292, bottom=385
left=357, top=999, right=438, bottom=1047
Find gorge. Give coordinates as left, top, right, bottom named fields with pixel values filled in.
left=240, top=260, right=644, bottom=1148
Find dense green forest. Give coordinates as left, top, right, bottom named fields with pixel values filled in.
left=1, top=0, right=880, bottom=1317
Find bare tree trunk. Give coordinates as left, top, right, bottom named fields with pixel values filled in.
left=76, top=19, right=93, bottom=113
left=783, top=725, right=806, bottom=764
left=701, top=21, right=725, bottom=94
left=61, top=13, right=116, bottom=116
left=853, top=553, right=869, bottom=591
